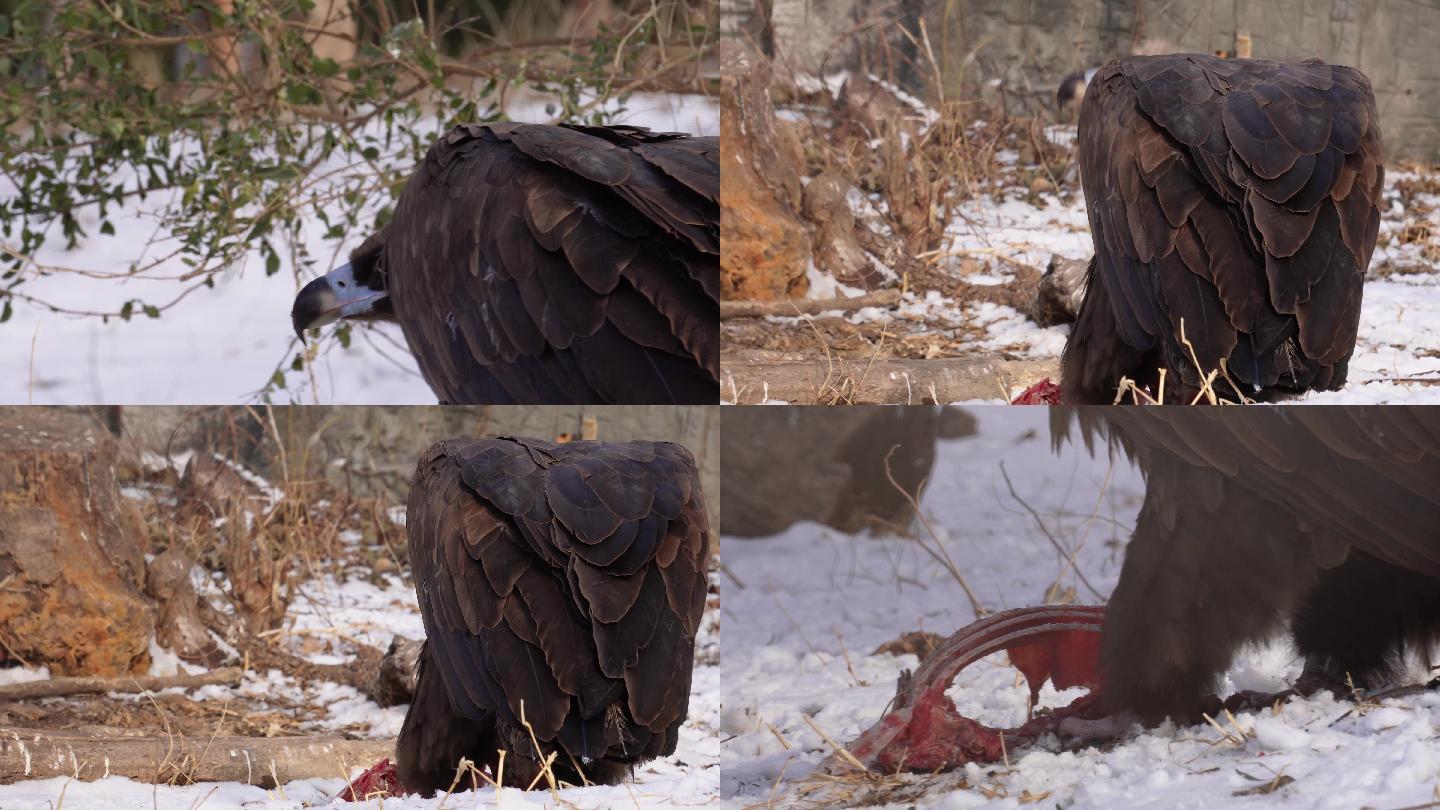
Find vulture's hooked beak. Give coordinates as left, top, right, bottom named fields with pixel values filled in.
left=291, top=262, right=390, bottom=340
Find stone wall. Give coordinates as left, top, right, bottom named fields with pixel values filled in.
left=116, top=406, right=721, bottom=533
left=758, top=0, right=1440, bottom=162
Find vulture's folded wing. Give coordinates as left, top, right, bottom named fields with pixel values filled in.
left=386, top=124, right=719, bottom=404
left=407, top=437, right=710, bottom=760
left=1078, top=55, right=1383, bottom=390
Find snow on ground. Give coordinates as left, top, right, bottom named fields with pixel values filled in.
left=0, top=92, right=718, bottom=405
left=0, top=565, right=721, bottom=809
left=951, top=156, right=1440, bottom=401
left=722, top=406, right=1440, bottom=808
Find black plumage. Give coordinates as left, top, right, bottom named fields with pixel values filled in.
left=292, top=123, right=719, bottom=404
left=397, top=437, right=711, bottom=794
left=1056, top=407, right=1440, bottom=722
left=1063, top=55, right=1384, bottom=403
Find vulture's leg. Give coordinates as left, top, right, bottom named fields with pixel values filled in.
left=1101, top=467, right=1323, bottom=723
left=498, top=750, right=629, bottom=789
left=1292, top=551, right=1440, bottom=696
left=397, top=646, right=499, bottom=796
left=582, top=759, right=632, bottom=785
left=1059, top=260, right=1152, bottom=404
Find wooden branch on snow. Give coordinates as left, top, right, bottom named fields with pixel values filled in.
left=0, top=668, right=243, bottom=701
left=721, top=289, right=902, bottom=319
left=721, top=350, right=1057, bottom=404
left=0, top=727, right=392, bottom=786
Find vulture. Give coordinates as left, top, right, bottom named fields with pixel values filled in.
left=291, top=122, right=719, bottom=405
left=1059, top=406, right=1440, bottom=722
left=1055, top=67, right=1097, bottom=111
left=396, top=436, right=711, bottom=794
left=1063, top=54, right=1385, bottom=404
left=840, top=407, right=1440, bottom=774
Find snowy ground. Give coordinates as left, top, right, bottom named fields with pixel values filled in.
left=0, top=92, right=718, bottom=405
left=0, top=574, right=721, bottom=809
left=944, top=157, right=1440, bottom=403
left=0, top=511, right=721, bottom=808
left=722, top=406, right=1440, bottom=809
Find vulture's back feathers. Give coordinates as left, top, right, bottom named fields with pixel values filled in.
left=1064, top=54, right=1383, bottom=402
left=383, top=123, right=719, bottom=404
left=398, top=437, right=710, bottom=794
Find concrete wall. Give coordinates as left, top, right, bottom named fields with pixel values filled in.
left=760, top=0, right=1440, bottom=162
left=114, top=406, right=721, bottom=533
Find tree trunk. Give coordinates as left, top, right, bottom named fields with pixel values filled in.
left=720, top=36, right=811, bottom=301
left=0, top=408, right=154, bottom=676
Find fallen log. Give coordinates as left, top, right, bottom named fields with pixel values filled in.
left=720, top=288, right=901, bottom=319
left=0, top=668, right=242, bottom=702
left=721, top=350, right=1057, bottom=404
left=0, top=727, right=392, bottom=786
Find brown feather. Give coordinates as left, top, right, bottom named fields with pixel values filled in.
left=396, top=437, right=710, bottom=794
left=1064, top=54, right=1382, bottom=402
left=378, top=123, right=718, bottom=404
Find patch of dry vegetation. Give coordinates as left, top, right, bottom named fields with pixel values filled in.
left=0, top=408, right=411, bottom=743
left=724, top=20, right=1081, bottom=364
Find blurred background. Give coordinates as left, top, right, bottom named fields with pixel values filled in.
left=0, top=1, right=718, bottom=404
left=725, top=0, right=1438, bottom=160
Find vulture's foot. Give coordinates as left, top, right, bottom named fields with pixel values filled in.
left=1292, top=656, right=1372, bottom=701
left=578, top=759, right=632, bottom=786
left=828, top=605, right=1107, bottom=774
left=500, top=752, right=630, bottom=789
left=1215, top=689, right=1299, bottom=715
left=337, top=758, right=406, bottom=801
left=1051, top=701, right=1138, bottom=743
left=1201, top=660, right=1434, bottom=719
left=1210, top=675, right=1435, bottom=719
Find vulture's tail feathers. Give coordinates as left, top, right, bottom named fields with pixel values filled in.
left=397, top=643, right=500, bottom=797
left=1060, top=258, right=1153, bottom=405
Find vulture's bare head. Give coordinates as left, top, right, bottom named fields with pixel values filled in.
left=1056, top=67, right=1095, bottom=110
left=291, top=230, right=395, bottom=339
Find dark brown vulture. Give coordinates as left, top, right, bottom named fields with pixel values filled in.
left=396, top=436, right=710, bottom=794
left=1059, top=406, right=1440, bottom=722
left=1063, top=55, right=1385, bottom=404
left=291, top=122, right=718, bottom=405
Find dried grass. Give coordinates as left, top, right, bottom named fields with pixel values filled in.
left=1111, top=318, right=1257, bottom=405
left=137, top=408, right=405, bottom=638
left=728, top=17, right=1083, bottom=369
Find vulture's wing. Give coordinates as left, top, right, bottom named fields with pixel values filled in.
left=1074, top=55, right=1383, bottom=396
left=1054, top=407, right=1440, bottom=718
left=385, top=123, right=719, bottom=404
left=405, top=437, right=710, bottom=764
